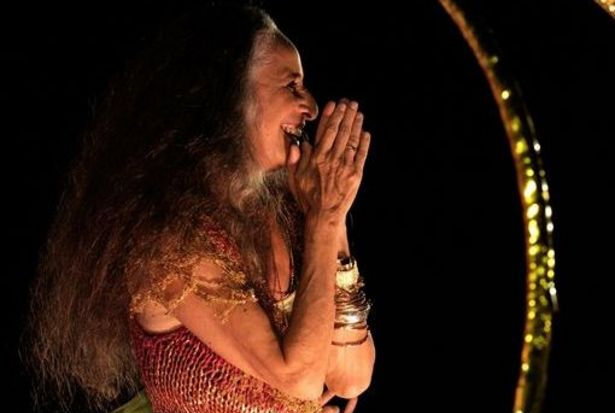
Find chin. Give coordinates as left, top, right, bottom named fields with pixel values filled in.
left=266, top=162, right=287, bottom=174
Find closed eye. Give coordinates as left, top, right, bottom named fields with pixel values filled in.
left=285, top=81, right=303, bottom=95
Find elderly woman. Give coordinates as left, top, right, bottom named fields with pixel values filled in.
left=27, top=4, right=375, bottom=413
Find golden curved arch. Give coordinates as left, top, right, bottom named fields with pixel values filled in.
left=437, top=1, right=560, bottom=412
left=595, top=0, right=615, bottom=19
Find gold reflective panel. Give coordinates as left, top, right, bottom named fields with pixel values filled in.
left=438, top=1, right=561, bottom=411
left=596, top=0, right=615, bottom=18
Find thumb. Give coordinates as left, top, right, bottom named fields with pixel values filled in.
left=286, top=143, right=301, bottom=169
left=286, top=144, right=299, bottom=196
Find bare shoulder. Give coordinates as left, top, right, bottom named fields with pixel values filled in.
left=133, top=259, right=221, bottom=333
left=134, top=299, right=183, bottom=333
left=172, top=259, right=284, bottom=384
left=136, top=256, right=290, bottom=391
left=134, top=257, right=245, bottom=333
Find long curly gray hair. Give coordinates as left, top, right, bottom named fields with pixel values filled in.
left=23, top=4, right=304, bottom=412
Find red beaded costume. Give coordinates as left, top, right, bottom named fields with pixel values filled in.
left=128, top=216, right=322, bottom=413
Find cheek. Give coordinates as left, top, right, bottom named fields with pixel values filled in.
left=260, top=108, right=283, bottom=136
left=246, top=105, right=272, bottom=145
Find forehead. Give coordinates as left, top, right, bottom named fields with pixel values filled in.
left=253, top=39, right=304, bottom=80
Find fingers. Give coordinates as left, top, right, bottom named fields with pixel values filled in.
left=343, top=111, right=364, bottom=166
left=319, top=393, right=359, bottom=413
left=331, top=100, right=359, bottom=160
left=343, top=397, right=359, bottom=413
left=315, top=101, right=348, bottom=159
left=296, top=96, right=370, bottom=219
left=315, top=101, right=336, bottom=146
left=354, top=131, right=371, bottom=172
left=314, top=98, right=364, bottom=164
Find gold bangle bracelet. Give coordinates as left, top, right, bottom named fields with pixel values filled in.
left=336, top=257, right=360, bottom=290
left=331, top=329, right=370, bottom=347
left=334, top=322, right=368, bottom=330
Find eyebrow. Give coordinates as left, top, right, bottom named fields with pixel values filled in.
left=281, top=68, right=303, bottom=80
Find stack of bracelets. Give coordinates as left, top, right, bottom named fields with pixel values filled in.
left=332, top=256, right=372, bottom=347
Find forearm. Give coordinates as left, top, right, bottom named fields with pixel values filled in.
left=325, top=326, right=376, bottom=398
left=325, top=227, right=376, bottom=398
left=281, top=215, right=343, bottom=399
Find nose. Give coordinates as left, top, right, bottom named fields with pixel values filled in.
left=300, top=89, right=318, bottom=122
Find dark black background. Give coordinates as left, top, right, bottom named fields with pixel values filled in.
left=3, top=1, right=614, bottom=412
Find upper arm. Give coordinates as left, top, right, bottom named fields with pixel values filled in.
left=167, top=258, right=309, bottom=399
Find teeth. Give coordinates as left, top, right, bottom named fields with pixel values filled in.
left=282, top=125, right=303, bottom=138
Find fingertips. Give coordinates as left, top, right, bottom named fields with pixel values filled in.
left=323, top=101, right=336, bottom=117
left=315, top=101, right=338, bottom=145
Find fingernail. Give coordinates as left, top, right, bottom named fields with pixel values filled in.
left=350, top=101, right=358, bottom=110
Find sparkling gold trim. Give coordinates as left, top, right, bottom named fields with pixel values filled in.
left=437, top=1, right=559, bottom=411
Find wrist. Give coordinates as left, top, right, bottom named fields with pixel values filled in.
left=337, top=224, right=350, bottom=258
left=305, top=211, right=345, bottom=233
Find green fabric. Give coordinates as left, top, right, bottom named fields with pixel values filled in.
left=110, top=390, right=153, bottom=413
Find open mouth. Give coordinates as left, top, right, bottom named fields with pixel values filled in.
left=281, top=124, right=307, bottom=146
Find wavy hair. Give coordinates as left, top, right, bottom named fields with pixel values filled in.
left=22, top=3, right=303, bottom=412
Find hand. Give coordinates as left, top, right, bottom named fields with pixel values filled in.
left=286, top=99, right=371, bottom=226
left=320, top=388, right=359, bottom=413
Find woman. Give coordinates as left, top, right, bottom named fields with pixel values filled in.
left=25, top=4, right=375, bottom=413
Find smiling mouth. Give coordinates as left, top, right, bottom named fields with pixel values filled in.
left=281, top=125, right=308, bottom=146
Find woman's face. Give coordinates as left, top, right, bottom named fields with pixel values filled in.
left=244, top=35, right=318, bottom=172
